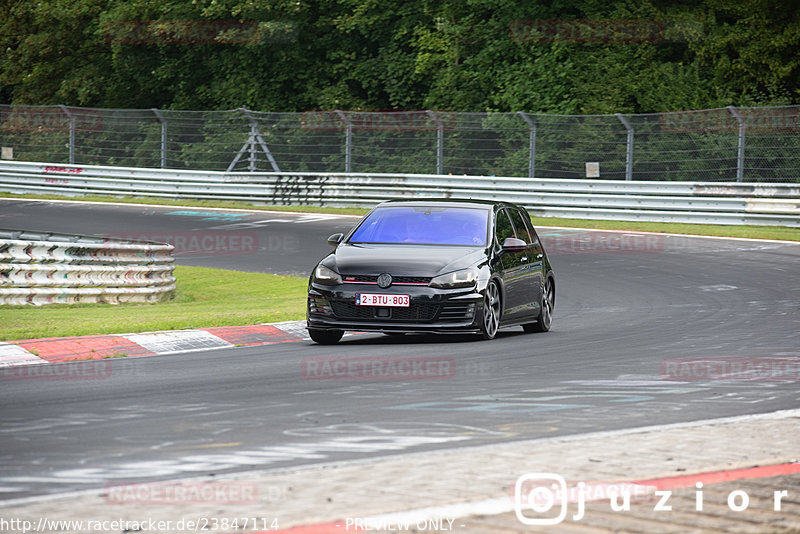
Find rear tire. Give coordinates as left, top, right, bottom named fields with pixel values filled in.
left=308, top=328, right=343, bottom=345
left=478, top=281, right=501, bottom=340
left=524, top=277, right=554, bottom=333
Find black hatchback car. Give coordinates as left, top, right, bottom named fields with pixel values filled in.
left=306, top=199, right=555, bottom=344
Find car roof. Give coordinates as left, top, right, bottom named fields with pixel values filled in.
left=377, top=198, right=518, bottom=210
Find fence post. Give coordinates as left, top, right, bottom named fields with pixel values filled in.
left=58, top=105, right=75, bottom=164
left=426, top=110, right=444, bottom=175
left=615, top=113, right=634, bottom=181
left=727, top=106, right=745, bottom=182
left=152, top=108, right=167, bottom=169
left=249, top=122, right=258, bottom=171
left=517, top=112, right=537, bottom=178
left=335, top=110, right=352, bottom=172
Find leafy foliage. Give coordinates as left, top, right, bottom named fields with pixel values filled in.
left=1, top=0, right=798, bottom=112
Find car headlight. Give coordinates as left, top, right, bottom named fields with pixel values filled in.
left=313, top=264, right=342, bottom=285
left=429, top=268, right=478, bottom=289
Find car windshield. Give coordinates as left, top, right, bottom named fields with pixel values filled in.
left=348, top=206, right=489, bottom=246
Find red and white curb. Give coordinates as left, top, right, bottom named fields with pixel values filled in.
left=0, top=320, right=311, bottom=367
left=0, top=342, right=47, bottom=367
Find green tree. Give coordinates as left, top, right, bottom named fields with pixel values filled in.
left=0, top=0, right=111, bottom=105
left=1, top=0, right=799, bottom=112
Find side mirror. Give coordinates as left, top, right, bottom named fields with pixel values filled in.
left=501, top=237, right=527, bottom=253
left=327, top=233, right=344, bottom=247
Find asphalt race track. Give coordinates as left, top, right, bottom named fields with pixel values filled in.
left=0, top=199, right=357, bottom=275
left=1, top=198, right=799, bottom=502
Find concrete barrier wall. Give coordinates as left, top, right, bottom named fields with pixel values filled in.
left=0, top=229, right=176, bottom=305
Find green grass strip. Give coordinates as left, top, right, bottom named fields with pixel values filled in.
left=531, top=217, right=800, bottom=241
left=0, top=192, right=368, bottom=216
left=0, top=265, right=308, bottom=341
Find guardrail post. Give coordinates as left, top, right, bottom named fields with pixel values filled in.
left=59, top=105, right=75, bottom=164
left=727, top=106, right=745, bottom=182
left=517, top=112, right=537, bottom=178
left=335, top=110, right=352, bottom=173
left=152, top=108, right=167, bottom=169
left=426, top=110, right=444, bottom=175
left=615, top=113, right=634, bottom=181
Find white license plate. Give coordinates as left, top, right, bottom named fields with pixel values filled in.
left=356, top=293, right=410, bottom=307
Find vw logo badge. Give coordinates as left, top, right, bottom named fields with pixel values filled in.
left=377, top=273, right=393, bottom=288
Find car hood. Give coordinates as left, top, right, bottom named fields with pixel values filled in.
left=327, top=243, right=486, bottom=277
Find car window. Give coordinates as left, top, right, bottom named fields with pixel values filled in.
left=528, top=224, right=541, bottom=247
left=348, top=206, right=489, bottom=246
left=494, top=209, right=515, bottom=246
left=519, top=207, right=542, bottom=247
left=507, top=208, right=533, bottom=245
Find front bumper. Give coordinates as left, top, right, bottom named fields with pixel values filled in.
left=307, top=282, right=483, bottom=334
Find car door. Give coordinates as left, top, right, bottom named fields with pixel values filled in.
left=507, top=206, right=543, bottom=319
left=494, top=208, right=529, bottom=322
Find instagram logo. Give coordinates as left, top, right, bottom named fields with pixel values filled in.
left=514, top=473, right=568, bottom=525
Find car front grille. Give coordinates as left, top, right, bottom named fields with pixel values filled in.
left=393, top=276, right=433, bottom=285
left=308, top=296, right=333, bottom=316
left=438, top=303, right=476, bottom=322
left=330, top=301, right=440, bottom=322
left=341, top=275, right=432, bottom=286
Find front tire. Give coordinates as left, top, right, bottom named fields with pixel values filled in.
left=524, top=277, right=554, bottom=333
left=479, top=281, right=501, bottom=340
left=309, top=328, right=343, bottom=345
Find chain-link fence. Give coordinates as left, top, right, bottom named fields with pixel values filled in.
left=1, top=105, right=798, bottom=181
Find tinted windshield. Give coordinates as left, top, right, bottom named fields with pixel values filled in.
left=348, top=206, right=489, bottom=246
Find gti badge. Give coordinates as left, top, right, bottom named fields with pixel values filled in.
left=377, top=273, right=393, bottom=288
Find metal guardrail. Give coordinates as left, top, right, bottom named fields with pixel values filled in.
left=0, top=161, right=798, bottom=227
left=0, top=227, right=176, bottom=305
